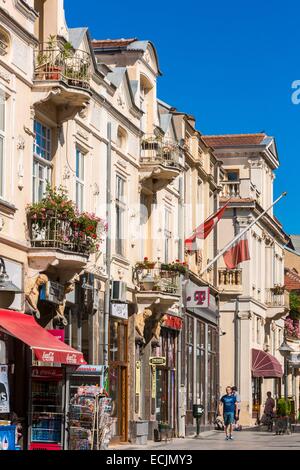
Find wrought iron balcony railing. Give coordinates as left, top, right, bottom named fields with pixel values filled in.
left=133, top=265, right=181, bottom=295
left=28, top=214, right=92, bottom=256
left=34, top=42, right=91, bottom=90
left=141, top=135, right=181, bottom=169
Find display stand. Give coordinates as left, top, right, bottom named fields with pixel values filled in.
left=68, top=386, right=112, bottom=450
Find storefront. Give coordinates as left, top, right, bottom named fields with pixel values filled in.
left=109, top=303, right=129, bottom=442
left=183, top=280, right=219, bottom=434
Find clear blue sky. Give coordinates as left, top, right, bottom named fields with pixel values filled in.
left=65, top=0, right=300, bottom=236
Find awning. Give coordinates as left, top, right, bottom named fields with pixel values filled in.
left=252, top=348, right=283, bottom=378
left=0, top=309, right=86, bottom=365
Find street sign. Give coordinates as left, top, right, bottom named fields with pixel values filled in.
left=149, top=357, right=166, bottom=366
left=111, top=303, right=128, bottom=320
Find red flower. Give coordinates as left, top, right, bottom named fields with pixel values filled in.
left=144, top=257, right=148, bottom=261
left=92, top=233, right=97, bottom=239
left=176, top=259, right=180, bottom=263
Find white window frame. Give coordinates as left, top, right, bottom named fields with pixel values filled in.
left=115, top=175, right=126, bottom=256
left=32, top=119, right=52, bottom=203
left=75, top=147, right=85, bottom=212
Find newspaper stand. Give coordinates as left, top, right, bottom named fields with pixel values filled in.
left=68, top=385, right=112, bottom=450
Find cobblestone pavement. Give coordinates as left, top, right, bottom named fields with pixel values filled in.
left=110, top=429, right=300, bottom=450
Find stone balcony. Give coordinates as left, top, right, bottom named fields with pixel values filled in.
left=220, top=178, right=261, bottom=203
left=140, top=135, right=182, bottom=192
left=265, top=287, right=290, bottom=320
left=32, top=41, right=91, bottom=122
left=218, top=268, right=243, bottom=293
left=27, top=214, right=90, bottom=273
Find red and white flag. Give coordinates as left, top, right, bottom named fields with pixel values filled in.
left=185, top=201, right=229, bottom=251
left=223, top=235, right=250, bottom=269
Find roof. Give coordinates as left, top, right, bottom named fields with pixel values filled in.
left=68, top=27, right=88, bottom=50
left=290, top=235, right=300, bottom=253
left=202, top=133, right=268, bottom=149
left=285, top=268, right=300, bottom=291
left=106, top=67, right=126, bottom=88
left=91, top=38, right=137, bottom=49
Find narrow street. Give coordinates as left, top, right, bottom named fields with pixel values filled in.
left=111, top=429, right=300, bottom=451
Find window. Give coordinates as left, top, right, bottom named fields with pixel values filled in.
left=75, top=147, right=84, bottom=211
left=164, top=208, right=172, bottom=263
left=115, top=175, right=125, bottom=255
left=116, top=126, right=127, bottom=151
left=226, top=170, right=239, bottom=181
left=33, top=120, right=52, bottom=202
left=0, top=93, right=5, bottom=198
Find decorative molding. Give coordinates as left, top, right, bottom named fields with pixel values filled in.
left=0, top=67, right=10, bottom=83
left=0, top=217, right=4, bottom=231
left=92, top=183, right=100, bottom=196
left=237, top=311, right=252, bottom=320
left=14, top=0, right=38, bottom=22
left=76, top=128, right=89, bottom=142
left=17, top=136, right=25, bottom=150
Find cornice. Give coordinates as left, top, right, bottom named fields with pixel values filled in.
left=0, top=8, right=38, bottom=45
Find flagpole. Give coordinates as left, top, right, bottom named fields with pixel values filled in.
left=199, top=192, right=287, bottom=276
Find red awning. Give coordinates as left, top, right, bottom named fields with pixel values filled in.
left=252, top=348, right=283, bottom=378
left=0, top=309, right=86, bottom=366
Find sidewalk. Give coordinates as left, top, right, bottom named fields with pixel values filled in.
left=109, top=428, right=300, bottom=450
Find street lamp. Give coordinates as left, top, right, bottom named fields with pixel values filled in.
left=278, top=338, right=294, bottom=400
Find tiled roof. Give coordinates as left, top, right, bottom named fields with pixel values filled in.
left=202, top=133, right=267, bottom=149
left=285, top=268, right=300, bottom=291
left=91, top=38, right=137, bottom=49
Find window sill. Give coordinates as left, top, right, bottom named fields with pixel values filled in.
left=0, top=198, right=17, bottom=216
left=112, top=253, right=130, bottom=266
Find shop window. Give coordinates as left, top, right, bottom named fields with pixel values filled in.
left=252, top=376, right=262, bottom=417
left=33, top=120, right=52, bottom=202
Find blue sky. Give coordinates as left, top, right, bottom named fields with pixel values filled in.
left=65, top=0, right=300, bottom=235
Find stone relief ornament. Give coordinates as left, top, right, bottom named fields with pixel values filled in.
left=24, top=273, right=48, bottom=318
left=135, top=309, right=152, bottom=340
left=152, top=314, right=168, bottom=341
left=53, top=279, right=77, bottom=327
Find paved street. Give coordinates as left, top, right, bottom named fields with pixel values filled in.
left=110, top=429, right=300, bottom=450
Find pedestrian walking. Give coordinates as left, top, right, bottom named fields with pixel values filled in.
left=218, top=386, right=238, bottom=441
left=232, top=386, right=241, bottom=431
left=263, top=392, right=275, bottom=432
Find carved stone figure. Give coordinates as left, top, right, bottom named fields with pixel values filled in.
left=152, top=314, right=167, bottom=341
left=25, top=273, right=48, bottom=318
left=53, top=274, right=79, bottom=327
left=135, top=309, right=152, bottom=339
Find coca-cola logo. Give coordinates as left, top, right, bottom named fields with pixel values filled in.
left=42, top=351, right=55, bottom=362
left=66, top=354, right=77, bottom=364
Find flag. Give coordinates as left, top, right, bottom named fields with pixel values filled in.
left=223, top=235, right=250, bottom=269
left=185, top=201, right=229, bottom=250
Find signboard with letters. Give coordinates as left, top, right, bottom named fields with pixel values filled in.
left=186, top=283, right=210, bottom=309
left=111, top=303, right=128, bottom=320
left=149, top=357, right=166, bottom=367
left=0, top=365, right=9, bottom=413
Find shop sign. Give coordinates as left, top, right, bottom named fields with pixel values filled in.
left=32, top=367, right=63, bottom=381
left=0, top=365, right=9, bottom=413
left=163, top=315, right=183, bottom=331
left=48, top=330, right=65, bottom=343
left=149, top=357, right=166, bottom=367
left=151, top=366, right=156, bottom=399
left=75, top=365, right=106, bottom=374
left=111, top=303, right=128, bottom=320
left=135, top=361, right=141, bottom=395
left=185, top=283, right=210, bottom=308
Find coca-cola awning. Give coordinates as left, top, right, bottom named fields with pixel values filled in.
left=0, top=309, right=86, bottom=365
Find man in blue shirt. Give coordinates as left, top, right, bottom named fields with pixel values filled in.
left=219, top=386, right=238, bottom=440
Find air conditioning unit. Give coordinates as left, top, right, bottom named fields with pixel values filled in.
left=111, top=281, right=127, bottom=302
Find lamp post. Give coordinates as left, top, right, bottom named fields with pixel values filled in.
left=278, top=337, right=294, bottom=400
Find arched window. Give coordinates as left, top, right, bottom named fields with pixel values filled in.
left=116, top=126, right=127, bottom=151
left=0, top=30, right=10, bottom=56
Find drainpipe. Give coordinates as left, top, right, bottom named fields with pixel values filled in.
left=104, top=122, right=112, bottom=368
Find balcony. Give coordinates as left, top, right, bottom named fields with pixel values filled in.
left=140, top=135, right=181, bottom=192
left=33, top=41, right=91, bottom=121
left=221, top=178, right=261, bottom=203
left=265, top=287, right=290, bottom=320
left=27, top=214, right=91, bottom=273
left=134, top=263, right=182, bottom=309
left=218, top=268, right=243, bottom=293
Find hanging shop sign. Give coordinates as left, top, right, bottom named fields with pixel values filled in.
left=0, top=365, right=9, bottom=413
left=163, top=315, right=183, bottom=331
left=149, top=357, right=166, bottom=367
left=111, top=303, right=128, bottom=320
left=185, top=283, right=210, bottom=309
left=40, top=281, right=65, bottom=305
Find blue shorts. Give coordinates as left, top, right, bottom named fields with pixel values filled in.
left=223, top=412, right=235, bottom=426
